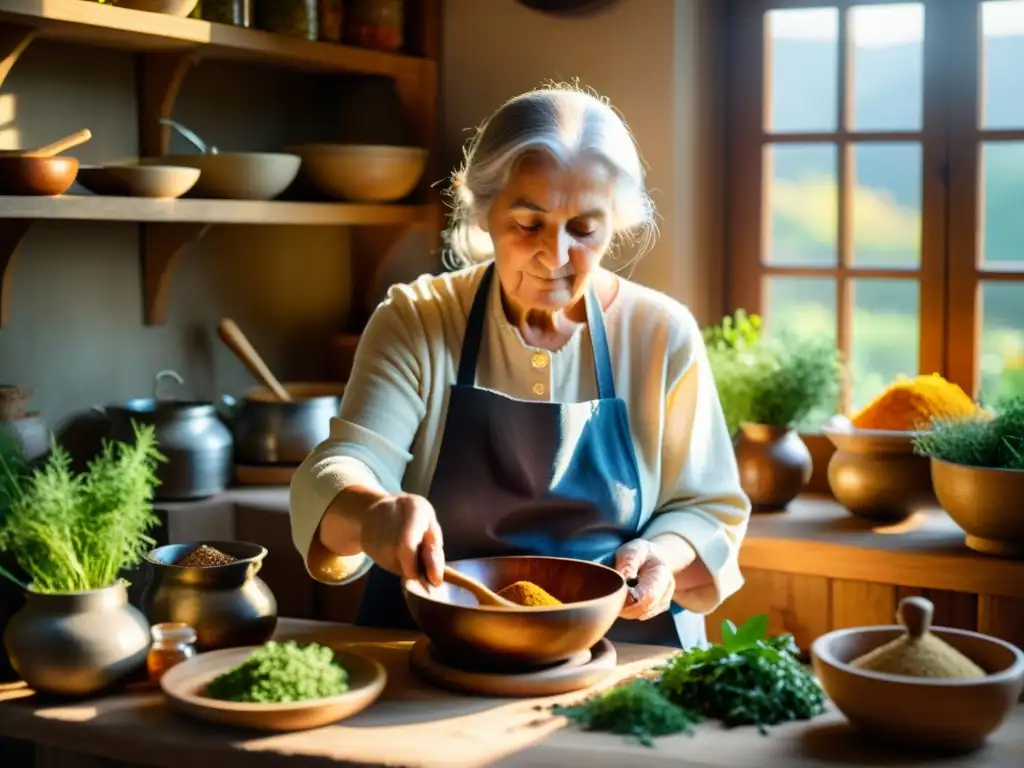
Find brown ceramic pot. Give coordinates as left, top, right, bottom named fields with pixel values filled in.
left=931, top=459, right=1024, bottom=557
left=734, top=423, right=812, bottom=510
left=822, top=425, right=935, bottom=522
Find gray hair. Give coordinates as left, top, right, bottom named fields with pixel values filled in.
left=443, top=84, right=657, bottom=270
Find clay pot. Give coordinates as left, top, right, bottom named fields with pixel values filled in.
left=931, top=459, right=1024, bottom=558
left=3, top=583, right=150, bottom=697
left=735, top=423, right=812, bottom=510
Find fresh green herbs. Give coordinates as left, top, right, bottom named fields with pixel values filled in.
left=553, top=679, right=698, bottom=747
left=0, top=423, right=164, bottom=593
left=914, top=397, right=1024, bottom=471
left=553, top=615, right=826, bottom=745
left=205, top=641, right=349, bottom=703
left=703, top=311, right=843, bottom=433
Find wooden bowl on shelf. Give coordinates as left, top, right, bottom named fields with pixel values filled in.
left=403, top=556, right=627, bottom=670
left=287, top=144, right=428, bottom=203
left=78, top=164, right=201, bottom=199
left=931, top=458, right=1024, bottom=557
left=821, top=415, right=935, bottom=522
left=145, top=153, right=301, bottom=200
left=0, top=156, right=78, bottom=196
left=113, top=0, right=199, bottom=16
left=812, top=621, right=1024, bottom=751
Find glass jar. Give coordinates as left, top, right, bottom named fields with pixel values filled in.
left=318, top=0, right=343, bottom=43
left=147, top=622, right=197, bottom=685
left=346, top=0, right=404, bottom=53
left=255, top=0, right=318, bottom=41
left=202, top=0, right=252, bottom=27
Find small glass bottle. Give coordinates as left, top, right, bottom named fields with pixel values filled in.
left=147, top=622, right=197, bottom=685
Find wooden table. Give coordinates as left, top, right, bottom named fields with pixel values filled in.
left=1, top=619, right=1022, bottom=768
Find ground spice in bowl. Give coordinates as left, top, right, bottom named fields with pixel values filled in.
left=175, top=544, right=237, bottom=568
left=497, top=580, right=562, bottom=607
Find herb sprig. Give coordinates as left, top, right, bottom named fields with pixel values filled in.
left=914, top=397, right=1024, bottom=471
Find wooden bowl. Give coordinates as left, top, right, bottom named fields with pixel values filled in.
left=822, top=417, right=935, bottom=522
left=0, top=156, right=78, bottom=196
left=78, top=164, right=201, bottom=199
left=931, top=458, right=1024, bottom=557
left=161, top=646, right=386, bottom=731
left=113, top=0, right=199, bottom=15
left=145, top=153, right=301, bottom=200
left=403, top=556, right=627, bottom=670
left=812, top=624, right=1024, bottom=751
left=287, top=144, right=428, bottom=202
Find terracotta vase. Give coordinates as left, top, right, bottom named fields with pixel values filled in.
left=735, top=423, right=813, bottom=511
left=3, top=582, right=151, bottom=697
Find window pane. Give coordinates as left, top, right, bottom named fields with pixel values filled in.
left=982, top=1, right=1024, bottom=129
left=981, top=142, right=1024, bottom=267
left=851, top=143, right=922, bottom=268
left=765, top=144, right=838, bottom=266
left=766, top=7, right=839, bottom=133
left=980, top=282, right=1024, bottom=404
left=850, top=4, right=924, bottom=131
left=851, top=279, right=920, bottom=410
left=763, top=277, right=837, bottom=344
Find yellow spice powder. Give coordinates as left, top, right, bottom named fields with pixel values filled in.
left=851, top=373, right=978, bottom=431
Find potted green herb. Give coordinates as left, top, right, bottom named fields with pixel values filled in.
left=704, top=311, right=842, bottom=510
left=914, top=397, right=1024, bottom=557
left=0, top=423, right=165, bottom=697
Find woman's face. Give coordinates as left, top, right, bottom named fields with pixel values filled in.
left=485, top=153, right=615, bottom=314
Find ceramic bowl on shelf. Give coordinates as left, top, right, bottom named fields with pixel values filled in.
left=0, top=156, right=78, bottom=196
left=812, top=619, right=1024, bottom=751
left=145, top=153, right=301, bottom=200
left=931, top=458, right=1024, bottom=557
left=113, top=0, right=199, bottom=16
left=77, top=164, right=201, bottom=199
left=821, top=415, right=935, bottom=522
left=403, top=555, right=627, bottom=670
left=287, top=144, right=428, bottom=203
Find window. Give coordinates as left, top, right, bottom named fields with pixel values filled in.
left=726, top=0, right=1024, bottom=419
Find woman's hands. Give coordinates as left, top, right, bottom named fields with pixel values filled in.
left=360, top=493, right=445, bottom=586
left=614, top=539, right=677, bottom=621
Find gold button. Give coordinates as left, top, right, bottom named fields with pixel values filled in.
left=532, top=382, right=546, bottom=396
left=531, top=352, right=549, bottom=369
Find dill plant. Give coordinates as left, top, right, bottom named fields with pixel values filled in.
left=0, top=423, right=165, bottom=593
left=914, top=397, right=1024, bottom=471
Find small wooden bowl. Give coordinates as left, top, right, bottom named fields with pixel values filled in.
left=161, top=646, right=386, bottom=732
left=0, top=156, right=78, bottom=196
left=812, top=624, right=1024, bottom=751
left=114, top=0, right=199, bottom=15
left=403, top=556, right=627, bottom=670
left=78, top=164, right=201, bottom=199
left=931, top=458, right=1024, bottom=557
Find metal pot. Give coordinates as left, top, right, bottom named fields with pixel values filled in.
left=100, top=370, right=234, bottom=501
left=221, top=382, right=344, bottom=465
left=3, top=582, right=150, bottom=697
left=141, top=541, right=277, bottom=652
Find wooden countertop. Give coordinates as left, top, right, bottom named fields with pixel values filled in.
left=1, top=619, right=1022, bottom=768
left=161, top=488, right=1024, bottom=599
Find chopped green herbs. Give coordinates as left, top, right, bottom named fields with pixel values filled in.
left=553, top=615, right=827, bottom=745
left=205, top=641, right=348, bottom=704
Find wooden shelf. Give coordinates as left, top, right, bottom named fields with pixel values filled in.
left=0, top=197, right=432, bottom=326
left=0, top=0, right=431, bottom=78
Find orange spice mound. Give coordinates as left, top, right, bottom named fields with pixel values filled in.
left=496, top=580, right=562, bottom=607
left=851, top=374, right=978, bottom=431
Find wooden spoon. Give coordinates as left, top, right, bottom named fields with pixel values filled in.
left=217, top=317, right=292, bottom=403
left=441, top=566, right=518, bottom=608
left=0, top=129, right=92, bottom=158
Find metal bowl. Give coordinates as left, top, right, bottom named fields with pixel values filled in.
left=403, top=556, right=627, bottom=670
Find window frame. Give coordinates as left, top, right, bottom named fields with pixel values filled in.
left=724, top=0, right=1023, bottom=414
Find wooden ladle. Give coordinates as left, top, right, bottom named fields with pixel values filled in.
left=0, top=129, right=92, bottom=158
left=217, top=317, right=292, bottom=402
left=441, top=566, right=518, bottom=608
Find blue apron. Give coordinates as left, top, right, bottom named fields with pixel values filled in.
left=355, top=264, right=702, bottom=649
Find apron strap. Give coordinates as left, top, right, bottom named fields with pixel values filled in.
left=457, top=262, right=617, bottom=400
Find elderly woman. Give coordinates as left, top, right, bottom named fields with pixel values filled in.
left=289, top=85, right=750, bottom=649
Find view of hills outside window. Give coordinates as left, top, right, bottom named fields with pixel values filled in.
left=765, top=2, right=1024, bottom=411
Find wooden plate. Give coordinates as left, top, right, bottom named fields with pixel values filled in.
left=161, top=646, right=386, bottom=731
left=409, top=636, right=617, bottom=697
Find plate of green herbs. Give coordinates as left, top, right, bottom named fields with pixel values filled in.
left=160, top=640, right=386, bottom=732
left=552, top=615, right=828, bottom=746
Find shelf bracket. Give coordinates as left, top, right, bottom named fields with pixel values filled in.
left=0, top=24, right=36, bottom=90
left=141, top=222, right=212, bottom=326
left=0, top=219, right=32, bottom=327
left=137, top=52, right=201, bottom=157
